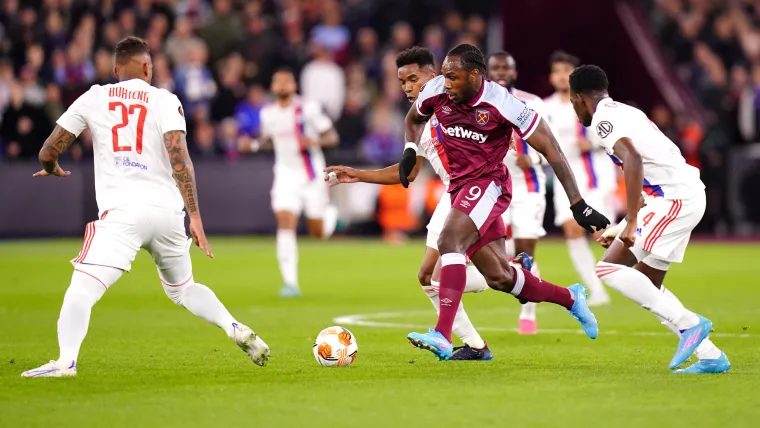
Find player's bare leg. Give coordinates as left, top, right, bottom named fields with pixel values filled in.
left=562, top=220, right=610, bottom=305
left=596, top=239, right=728, bottom=373
left=275, top=210, right=301, bottom=297
left=306, top=207, right=338, bottom=239
left=514, top=238, right=540, bottom=334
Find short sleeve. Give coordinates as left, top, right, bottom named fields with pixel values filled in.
left=415, top=75, right=444, bottom=117
left=306, top=101, right=333, bottom=134
left=417, top=120, right=434, bottom=159
left=155, top=93, right=187, bottom=135
left=56, top=89, right=92, bottom=137
left=497, top=92, right=540, bottom=139
left=593, top=109, right=629, bottom=154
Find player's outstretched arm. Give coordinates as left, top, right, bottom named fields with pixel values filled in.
left=324, top=157, right=424, bottom=186
left=34, top=125, right=75, bottom=177
left=400, top=107, right=428, bottom=187
left=525, top=119, right=610, bottom=233
left=164, top=130, right=213, bottom=257
left=317, top=129, right=339, bottom=148
left=611, top=137, right=644, bottom=246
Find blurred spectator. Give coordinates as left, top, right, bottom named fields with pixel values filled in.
left=422, top=25, right=445, bottom=67
left=236, top=11, right=281, bottom=86
left=301, top=41, right=345, bottom=120
left=192, top=119, right=222, bottom=159
left=93, top=48, right=117, bottom=86
left=165, top=16, right=203, bottom=68
left=390, top=22, right=414, bottom=52
left=354, top=27, right=382, bottom=82
left=1, top=84, right=52, bottom=160
left=152, top=53, right=175, bottom=92
left=174, top=42, right=217, bottom=119
left=219, top=117, right=241, bottom=161
left=361, top=98, right=403, bottom=165
left=335, top=90, right=368, bottom=156
left=54, top=45, right=95, bottom=87
left=200, top=0, right=244, bottom=66
left=44, top=83, right=64, bottom=126
left=234, top=85, right=267, bottom=140
left=651, top=104, right=679, bottom=144
left=212, top=53, right=247, bottom=122
left=19, top=67, right=46, bottom=107
left=311, top=0, right=350, bottom=57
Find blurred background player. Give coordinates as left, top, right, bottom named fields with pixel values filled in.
left=325, top=46, right=492, bottom=360
left=571, top=65, right=729, bottom=374
left=243, top=68, right=340, bottom=298
left=543, top=51, right=614, bottom=306
left=486, top=51, right=548, bottom=335
left=22, top=37, right=269, bottom=378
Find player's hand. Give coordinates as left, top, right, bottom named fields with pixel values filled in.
left=33, top=165, right=71, bottom=177
left=516, top=154, right=533, bottom=170
left=189, top=217, right=214, bottom=258
left=570, top=198, right=610, bottom=234
left=619, top=220, right=637, bottom=248
left=578, top=136, right=593, bottom=152
left=596, top=235, right=614, bottom=249
left=323, top=166, right=360, bottom=187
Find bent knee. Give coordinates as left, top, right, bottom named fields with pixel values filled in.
left=485, top=271, right=513, bottom=292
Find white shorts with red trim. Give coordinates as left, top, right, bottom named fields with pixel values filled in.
left=502, top=192, right=547, bottom=239
left=629, top=191, right=706, bottom=264
left=271, top=175, right=330, bottom=219
left=71, top=206, right=191, bottom=276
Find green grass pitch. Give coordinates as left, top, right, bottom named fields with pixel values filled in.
left=1, top=237, right=759, bottom=427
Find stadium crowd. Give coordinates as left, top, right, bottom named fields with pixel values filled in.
left=0, top=0, right=493, bottom=165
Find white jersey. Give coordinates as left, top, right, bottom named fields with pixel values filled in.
left=505, top=88, right=547, bottom=195
left=543, top=92, right=614, bottom=192
left=592, top=98, right=704, bottom=199
left=418, top=114, right=451, bottom=189
left=57, top=79, right=186, bottom=213
left=259, top=97, right=333, bottom=183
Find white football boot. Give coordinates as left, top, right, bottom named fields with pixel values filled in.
left=232, top=323, right=270, bottom=366
left=22, top=360, right=77, bottom=378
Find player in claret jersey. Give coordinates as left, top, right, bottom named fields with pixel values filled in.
left=22, top=37, right=270, bottom=378
left=570, top=65, right=730, bottom=374
left=325, top=47, right=493, bottom=360
left=402, top=44, right=610, bottom=360
left=486, top=51, right=549, bottom=335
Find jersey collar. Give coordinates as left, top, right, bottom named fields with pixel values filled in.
left=468, top=78, right=488, bottom=107
left=595, top=97, right=613, bottom=112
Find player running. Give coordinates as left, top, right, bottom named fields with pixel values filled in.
left=243, top=68, right=340, bottom=298
left=22, top=37, right=270, bottom=378
left=543, top=51, right=614, bottom=306
left=325, top=47, right=493, bottom=360
left=569, top=65, right=730, bottom=374
left=486, top=51, right=548, bottom=335
left=402, top=44, right=609, bottom=360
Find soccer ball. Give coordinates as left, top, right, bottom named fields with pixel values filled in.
left=313, top=326, right=358, bottom=367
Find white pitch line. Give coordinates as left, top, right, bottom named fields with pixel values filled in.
left=333, top=312, right=755, bottom=338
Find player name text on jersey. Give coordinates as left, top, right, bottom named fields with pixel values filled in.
left=108, top=87, right=150, bottom=103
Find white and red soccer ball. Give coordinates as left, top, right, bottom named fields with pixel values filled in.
left=313, top=326, right=358, bottom=367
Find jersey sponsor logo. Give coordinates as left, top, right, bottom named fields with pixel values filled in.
left=516, top=106, right=535, bottom=129
left=596, top=121, right=613, bottom=138
left=114, top=156, right=148, bottom=171
left=440, top=125, right=487, bottom=143
left=476, top=109, right=489, bottom=126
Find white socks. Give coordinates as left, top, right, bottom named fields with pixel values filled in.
left=163, top=281, right=238, bottom=337
left=322, top=205, right=338, bottom=238
left=276, top=229, right=299, bottom=288
left=424, top=280, right=486, bottom=349
left=519, top=261, right=540, bottom=321
left=596, top=261, right=699, bottom=329
left=567, top=237, right=608, bottom=298
left=464, top=265, right=489, bottom=293
left=57, top=265, right=122, bottom=365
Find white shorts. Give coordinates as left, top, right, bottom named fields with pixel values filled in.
left=628, top=192, right=706, bottom=264
left=425, top=193, right=451, bottom=250
left=71, top=206, right=192, bottom=283
left=502, top=192, right=547, bottom=239
left=554, top=185, right=614, bottom=227
left=271, top=177, right=329, bottom=219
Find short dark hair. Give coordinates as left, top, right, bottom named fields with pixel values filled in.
left=446, top=44, right=486, bottom=74
left=113, top=36, right=150, bottom=64
left=395, top=46, right=435, bottom=69
left=486, top=51, right=512, bottom=62
left=549, top=50, right=580, bottom=68
left=273, top=66, right=295, bottom=76
left=569, top=65, right=609, bottom=95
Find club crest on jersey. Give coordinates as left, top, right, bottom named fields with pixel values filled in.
left=596, top=121, right=613, bottom=138
left=475, top=109, right=489, bottom=126
left=430, top=115, right=439, bottom=127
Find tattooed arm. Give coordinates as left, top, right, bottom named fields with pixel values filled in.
left=35, top=125, right=76, bottom=176
left=164, top=129, right=213, bottom=257
left=163, top=130, right=200, bottom=217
